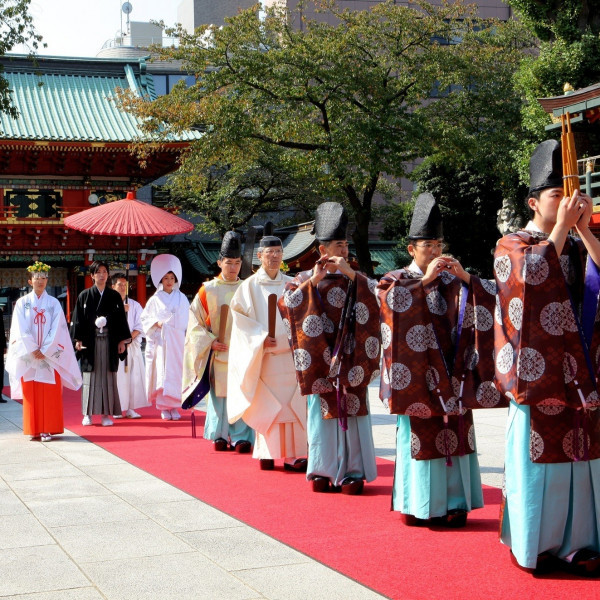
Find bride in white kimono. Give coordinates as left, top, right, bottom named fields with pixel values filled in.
left=141, top=254, right=190, bottom=420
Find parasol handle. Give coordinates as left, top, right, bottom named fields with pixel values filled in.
left=218, top=305, right=229, bottom=344
left=268, top=294, right=277, bottom=338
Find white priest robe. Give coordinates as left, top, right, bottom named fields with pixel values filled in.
left=117, top=298, right=149, bottom=411
left=141, top=289, right=190, bottom=409
left=227, top=267, right=306, bottom=460
left=6, top=290, right=82, bottom=398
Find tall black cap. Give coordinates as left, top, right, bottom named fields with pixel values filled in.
left=529, top=140, right=563, bottom=194
left=219, top=231, right=242, bottom=259
left=312, top=202, right=348, bottom=242
left=408, top=192, right=443, bottom=240
left=258, top=235, right=282, bottom=249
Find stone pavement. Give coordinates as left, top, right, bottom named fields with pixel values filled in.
left=0, top=383, right=506, bottom=600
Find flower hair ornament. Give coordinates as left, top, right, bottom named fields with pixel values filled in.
left=27, top=261, right=51, bottom=275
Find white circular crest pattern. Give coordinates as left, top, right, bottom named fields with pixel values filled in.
left=476, top=381, right=501, bottom=408
left=435, top=429, right=458, bottom=455
left=462, top=304, right=475, bottom=329
left=284, top=288, right=303, bottom=308
left=346, top=393, right=360, bottom=415
left=410, top=432, right=421, bottom=456
left=312, top=378, right=334, bottom=395
left=293, top=349, right=311, bottom=371
left=563, top=352, right=577, bottom=383
left=322, top=347, right=332, bottom=366
left=347, top=365, right=365, bottom=387
left=426, top=290, right=447, bottom=315
left=329, top=359, right=341, bottom=378
left=365, top=336, right=380, bottom=359
left=480, top=278, right=497, bottom=295
left=406, top=324, right=430, bottom=352
left=517, top=347, right=545, bottom=382
left=586, top=391, right=600, bottom=407
left=496, top=343, right=514, bottom=375
left=367, top=278, right=378, bottom=294
left=381, top=322, right=392, bottom=350
left=439, top=269, right=455, bottom=284
left=473, top=305, right=493, bottom=332
left=320, top=397, right=329, bottom=417
left=321, top=313, right=334, bottom=334
left=468, top=425, right=475, bottom=451
left=343, top=334, right=356, bottom=355
left=561, top=300, right=578, bottom=332
left=530, top=430, right=544, bottom=461
left=536, top=398, right=564, bottom=416
left=405, top=403, right=432, bottom=418
left=302, top=315, right=323, bottom=338
left=390, top=363, right=411, bottom=390
left=355, top=302, right=370, bottom=325
left=387, top=286, right=412, bottom=313
left=540, top=302, right=565, bottom=336
left=563, top=428, right=589, bottom=461
left=327, top=287, right=346, bottom=309
left=508, top=297, right=523, bottom=331
left=451, top=376, right=461, bottom=397
left=523, top=254, right=549, bottom=285
left=425, top=367, right=440, bottom=391
left=494, top=254, right=512, bottom=283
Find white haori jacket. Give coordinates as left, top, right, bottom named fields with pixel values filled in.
left=141, top=289, right=190, bottom=404
left=182, top=276, right=241, bottom=402
left=227, top=268, right=305, bottom=437
left=6, top=290, right=82, bottom=398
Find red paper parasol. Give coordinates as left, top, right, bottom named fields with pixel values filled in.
left=64, top=191, right=195, bottom=295
left=64, top=191, right=194, bottom=237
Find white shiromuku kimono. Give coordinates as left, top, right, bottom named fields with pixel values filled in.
left=6, top=290, right=82, bottom=397
left=227, top=267, right=306, bottom=460
left=117, top=298, right=149, bottom=411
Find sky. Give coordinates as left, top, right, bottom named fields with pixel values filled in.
left=22, top=0, right=181, bottom=58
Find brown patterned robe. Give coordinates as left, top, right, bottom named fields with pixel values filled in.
left=494, top=229, right=600, bottom=463
left=377, top=265, right=500, bottom=461
left=277, top=270, right=381, bottom=421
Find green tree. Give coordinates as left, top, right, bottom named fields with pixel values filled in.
left=0, top=0, right=44, bottom=117
left=122, top=0, right=529, bottom=275
left=509, top=1, right=600, bottom=183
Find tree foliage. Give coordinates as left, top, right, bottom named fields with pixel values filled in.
left=0, top=0, right=43, bottom=117
left=120, top=0, right=529, bottom=275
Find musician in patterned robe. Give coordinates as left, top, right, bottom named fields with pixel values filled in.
left=279, top=202, right=379, bottom=494
left=378, top=192, right=499, bottom=526
left=227, top=235, right=307, bottom=471
left=182, top=231, right=254, bottom=452
left=495, top=140, right=600, bottom=575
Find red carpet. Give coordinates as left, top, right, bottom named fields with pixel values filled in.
left=14, top=388, right=600, bottom=599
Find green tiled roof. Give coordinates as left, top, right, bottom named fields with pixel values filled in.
left=0, top=54, right=200, bottom=143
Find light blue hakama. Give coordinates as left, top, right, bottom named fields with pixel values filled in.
left=393, top=415, right=483, bottom=519
left=203, top=389, right=254, bottom=445
left=306, top=394, right=377, bottom=487
left=501, top=401, right=600, bottom=569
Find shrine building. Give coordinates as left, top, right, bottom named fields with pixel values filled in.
left=0, top=53, right=199, bottom=319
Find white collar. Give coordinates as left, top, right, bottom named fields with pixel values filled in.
left=524, top=220, right=544, bottom=233
left=407, top=260, right=423, bottom=275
